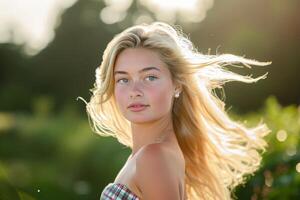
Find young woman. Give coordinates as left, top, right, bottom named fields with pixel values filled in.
left=80, top=22, right=271, bottom=200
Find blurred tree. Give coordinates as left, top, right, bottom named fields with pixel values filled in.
left=0, top=0, right=299, bottom=113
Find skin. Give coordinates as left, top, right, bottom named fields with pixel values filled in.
left=113, top=47, right=185, bottom=199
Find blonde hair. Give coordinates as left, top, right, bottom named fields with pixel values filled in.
left=78, top=22, right=271, bottom=200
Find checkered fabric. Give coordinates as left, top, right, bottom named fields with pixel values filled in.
left=100, top=183, right=140, bottom=200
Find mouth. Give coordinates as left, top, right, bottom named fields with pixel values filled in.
left=128, top=105, right=149, bottom=112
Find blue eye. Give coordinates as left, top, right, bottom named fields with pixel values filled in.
left=116, top=78, right=128, bottom=83
left=146, top=75, right=158, bottom=81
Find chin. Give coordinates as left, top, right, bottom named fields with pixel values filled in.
left=127, top=117, right=150, bottom=124
left=125, top=114, right=156, bottom=124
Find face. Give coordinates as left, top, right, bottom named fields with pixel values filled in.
left=113, top=48, right=177, bottom=124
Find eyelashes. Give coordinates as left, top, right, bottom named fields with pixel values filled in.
left=116, top=75, right=158, bottom=84
left=145, top=75, right=158, bottom=81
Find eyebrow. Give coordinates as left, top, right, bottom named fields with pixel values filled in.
left=114, top=66, right=161, bottom=75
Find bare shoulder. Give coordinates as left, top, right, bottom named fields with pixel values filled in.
left=135, top=143, right=182, bottom=200
left=136, top=143, right=172, bottom=173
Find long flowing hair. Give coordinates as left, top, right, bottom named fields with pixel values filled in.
left=78, top=22, right=271, bottom=200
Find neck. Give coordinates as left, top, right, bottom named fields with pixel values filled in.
left=130, top=113, right=176, bottom=158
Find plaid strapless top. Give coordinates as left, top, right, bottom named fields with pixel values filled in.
left=100, top=182, right=140, bottom=200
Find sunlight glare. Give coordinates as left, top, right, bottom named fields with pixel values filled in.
left=0, top=0, right=77, bottom=55
left=146, top=0, right=198, bottom=11
left=296, top=162, right=300, bottom=173
left=276, top=129, right=287, bottom=142
left=99, top=0, right=214, bottom=24
left=100, top=0, right=133, bottom=24
left=139, top=0, right=214, bottom=23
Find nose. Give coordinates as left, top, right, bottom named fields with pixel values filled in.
left=129, top=81, right=143, bottom=98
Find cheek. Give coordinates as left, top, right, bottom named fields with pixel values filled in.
left=114, top=87, right=127, bottom=110
left=150, top=83, right=173, bottom=110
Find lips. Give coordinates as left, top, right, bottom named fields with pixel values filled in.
left=128, top=103, right=148, bottom=108
left=128, top=104, right=149, bottom=112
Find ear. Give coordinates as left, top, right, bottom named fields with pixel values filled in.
left=174, top=83, right=182, bottom=93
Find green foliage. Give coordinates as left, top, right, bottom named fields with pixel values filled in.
left=233, top=96, right=300, bottom=199
left=0, top=96, right=299, bottom=199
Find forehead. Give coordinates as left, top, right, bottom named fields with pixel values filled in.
left=114, top=48, right=169, bottom=74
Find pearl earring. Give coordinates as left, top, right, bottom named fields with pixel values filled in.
left=175, top=92, right=180, bottom=98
